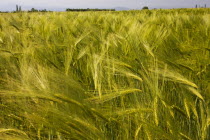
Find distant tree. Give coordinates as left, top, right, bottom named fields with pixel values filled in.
left=142, top=6, right=149, bottom=10
left=30, top=8, right=38, bottom=12
left=195, top=4, right=198, bottom=8
left=205, top=4, right=207, bottom=8
left=19, top=6, right=22, bottom=12
left=16, top=5, right=19, bottom=12
left=39, top=9, right=47, bottom=12
left=15, top=5, right=22, bottom=12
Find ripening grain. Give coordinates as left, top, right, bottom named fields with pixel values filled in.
left=0, top=9, right=210, bottom=139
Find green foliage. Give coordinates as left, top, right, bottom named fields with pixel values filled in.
left=142, top=6, right=149, bottom=10
left=27, top=8, right=50, bottom=13
left=16, top=5, right=19, bottom=12
left=15, top=5, right=22, bottom=13
left=0, top=9, right=210, bottom=139
left=30, top=8, right=39, bottom=12
left=19, top=6, right=22, bottom=12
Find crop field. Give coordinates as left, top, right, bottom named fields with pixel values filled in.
left=0, top=9, right=210, bottom=140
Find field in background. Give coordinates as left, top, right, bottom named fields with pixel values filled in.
left=0, top=9, right=210, bottom=139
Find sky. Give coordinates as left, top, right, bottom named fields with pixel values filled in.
left=0, top=0, right=210, bottom=11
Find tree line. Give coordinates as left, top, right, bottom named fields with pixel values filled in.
left=14, top=5, right=52, bottom=12
left=66, top=8, right=115, bottom=12
left=0, top=4, right=208, bottom=13
left=195, top=4, right=207, bottom=8
left=11, top=5, right=115, bottom=13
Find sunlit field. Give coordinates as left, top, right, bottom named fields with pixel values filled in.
left=0, top=9, right=210, bottom=140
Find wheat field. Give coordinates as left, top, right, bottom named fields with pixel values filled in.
left=0, top=9, right=210, bottom=140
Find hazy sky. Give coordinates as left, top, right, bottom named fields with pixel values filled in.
left=0, top=0, right=210, bottom=11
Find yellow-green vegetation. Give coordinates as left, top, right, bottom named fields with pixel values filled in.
left=0, top=9, right=210, bottom=139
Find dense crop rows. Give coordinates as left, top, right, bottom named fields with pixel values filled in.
left=0, top=9, right=210, bottom=139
